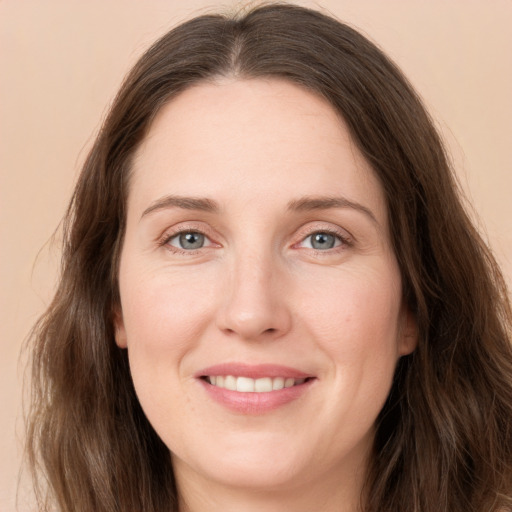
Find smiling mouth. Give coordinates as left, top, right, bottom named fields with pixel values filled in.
left=201, top=376, right=312, bottom=393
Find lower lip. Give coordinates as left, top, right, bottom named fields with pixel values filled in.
left=198, top=378, right=315, bottom=414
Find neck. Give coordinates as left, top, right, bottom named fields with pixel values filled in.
left=174, top=457, right=367, bottom=512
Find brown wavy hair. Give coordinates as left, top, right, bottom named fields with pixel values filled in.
left=25, top=3, right=512, bottom=511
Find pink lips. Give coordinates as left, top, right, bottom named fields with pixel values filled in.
left=196, top=363, right=315, bottom=414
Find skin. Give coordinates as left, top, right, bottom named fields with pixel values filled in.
left=115, top=78, right=417, bottom=512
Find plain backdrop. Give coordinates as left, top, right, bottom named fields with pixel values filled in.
left=1, top=1, right=511, bottom=510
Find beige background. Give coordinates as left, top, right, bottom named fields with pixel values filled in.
left=1, top=1, right=511, bottom=510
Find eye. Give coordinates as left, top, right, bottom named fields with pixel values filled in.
left=167, top=231, right=211, bottom=251
left=299, top=231, right=343, bottom=250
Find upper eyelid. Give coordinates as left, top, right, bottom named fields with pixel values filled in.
left=158, top=221, right=217, bottom=240
left=157, top=221, right=217, bottom=245
left=294, top=222, right=353, bottom=242
left=300, top=230, right=345, bottom=242
left=166, top=230, right=210, bottom=242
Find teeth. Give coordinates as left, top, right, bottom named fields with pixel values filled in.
left=206, top=375, right=308, bottom=392
left=272, top=377, right=284, bottom=390
left=225, top=375, right=236, bottom=391
left=255, top=377, right=272, bottom=392
left=237, top=377, right=255, bottom=392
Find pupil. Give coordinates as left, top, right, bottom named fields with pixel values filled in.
left=179, top=232, right=204, bottom=249
left=312, top=232, right=335, bottom=250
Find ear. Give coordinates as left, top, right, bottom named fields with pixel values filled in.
left=398, top=305, right=418, bottom=356
left=113, top=307, right=128, bottom=349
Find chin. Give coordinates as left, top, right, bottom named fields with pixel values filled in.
left=172, top=431, right=315, bottom=491
left=198, top=459, right=305, bottom=491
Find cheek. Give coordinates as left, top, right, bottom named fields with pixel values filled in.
left=118, top=266, right=219, bottom=444
left=118, top=264, right=220, bottom=396
left=121, top=264, right=215, bottom=343
left=303, top=266, right=402, bottom=352
left=299, top=263, right=403, bottom=410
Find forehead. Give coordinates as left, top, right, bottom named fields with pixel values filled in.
left=129, top=78, right=387, bottom=223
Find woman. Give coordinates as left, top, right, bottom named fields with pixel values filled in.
left=26, top=3, right=512, bottom=511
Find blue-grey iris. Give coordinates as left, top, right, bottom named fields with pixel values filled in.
left=311, top=232, right=336, bottom=250
left=179, top=232, right=204, bottom=250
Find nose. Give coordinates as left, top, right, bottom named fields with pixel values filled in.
left=216, top=251, right=292, bottom=341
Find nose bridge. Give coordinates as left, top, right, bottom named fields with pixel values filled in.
left=217, top=241, right=291, bottom=340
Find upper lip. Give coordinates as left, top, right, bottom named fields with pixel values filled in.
left=195, top=363, right=313, bottom=379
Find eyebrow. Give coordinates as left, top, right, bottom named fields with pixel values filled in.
left=141, top=195, right=220, bottom=219
left=140, top=194, right=378, bottom=225
left=287, top=196, right=378, bottom=224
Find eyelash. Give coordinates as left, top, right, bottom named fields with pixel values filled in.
left=158, top=228, right=216, bottom=255
left=295, top=227, right=352, bottom=252
left=158, top=226, right=352, bottom=255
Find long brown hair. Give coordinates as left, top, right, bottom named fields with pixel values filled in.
left=25, top=3, right=512, bottom=511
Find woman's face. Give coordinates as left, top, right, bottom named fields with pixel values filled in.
left=115, top=79, right=416, bottom=496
